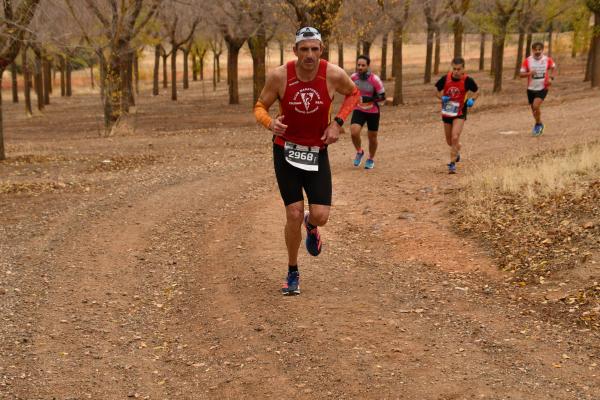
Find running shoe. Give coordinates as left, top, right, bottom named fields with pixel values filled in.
left=304, top=212, right=322, bottom=256
left=281, top=271, right=300, bottom=295
left=447, top=162, right=456, bottom=174
left=353, top=150, right=364, bottom=167
left=532, top=123, right=544, bottom=137
left=364, top=158, right=375, bottom=169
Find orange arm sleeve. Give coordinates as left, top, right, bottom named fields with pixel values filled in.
left=254, top=100, right=272, bottom=130
left=336, top=86, right=360, bottom=121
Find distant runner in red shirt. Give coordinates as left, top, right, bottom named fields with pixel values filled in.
left=434, top=57, right=479, bottom=174
left=520, top=41, right=556, bottom=137
left=253, top=27, right=359, bottom=295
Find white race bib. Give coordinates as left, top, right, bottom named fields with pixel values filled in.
left=442, top=101, right=460, bottom=117
left=284, top=141, right=319, bottom=171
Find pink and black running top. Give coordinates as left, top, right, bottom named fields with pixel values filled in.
left=350, top=72, right=385, bottom=114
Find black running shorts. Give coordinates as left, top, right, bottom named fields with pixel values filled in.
left=527, top=89, right=548, bottom=105
left=273, top=144, right=332, bottom=206
left=351, top=110, right=380, bottom=131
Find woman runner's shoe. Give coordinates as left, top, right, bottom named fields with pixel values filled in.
left=304, top=212, right=322, bottom=256
left=282, top=271, right=300, bottom=295
left=364, top=158, right=375, bottom=169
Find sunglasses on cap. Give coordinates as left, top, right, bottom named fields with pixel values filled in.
left=295, top=27, right=322, bottom=43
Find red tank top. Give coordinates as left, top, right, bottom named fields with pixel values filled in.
left=442, top=72, right=467, bottom=117
left=277, top=60, right=333, bottom=147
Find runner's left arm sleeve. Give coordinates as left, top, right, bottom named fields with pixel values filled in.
left=336, top=86, right=361, bottom=121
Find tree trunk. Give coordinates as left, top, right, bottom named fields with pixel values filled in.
left=514, top=30, right=525, bottom=78
left=66, top=58, right=72, bottom=97
left=392, top=25, right=404, bottom=105
left=127, top=53, right=135, bottom=107
left=479, top=33, right=485, bottom=71
left=363, top=41, right=372, bottom=57
left=10, top=63, right=18, bottom=103
left=585, top=36, right=594, bottom=82
left=183, top=48, right=190, bottom=89
left=60, top=56, right=66, bottom=96
left=225, top=39, right=244, bottom=105
left=453, top=18, right=463, bottom=58
left=133, top=52, right=139, bottom=95
left=525, top=32, right=532, bottom=57
left=192, top=52, right=198, bottom=81
left=356, top=39, right=361, bottom=61
left=212, top=55, right=217, bottom=91
left=200, top=50, right=205, bottom=80
left=153, top=45, right=160, bottom=95
left=337, top=41, right=344, bottom=70
left=0, top=73, right=4, bottom=160
left=492, top=34, right=506, bottom=93
left=381, top=33, right=388, bottom=80
left=43, top=55, right=51, bottom=105
left=216, top=53, right=221, bottom=82
left=171, top=47, right=178, bottom=101
left=23, top=50, right=32, bottom=116
left=572, top=30, right=578, bottom=58
left=279, top=40, right=284, bottom=66
left=162, top=54, right=168, bottom=88
left=424, top=26, right=434, bottom=83
left=434, top=28, right=441, bottom=75
left=591, top=11, right=600, bottom=88
left=248, top=26, right=267, bottom=104
left=34, top=52, right=43, bottom=111
left=547, top=23, right=554, bottom=57
left=90, top=63, right=95, bottom=89
left=322, top=38, right=330, bottom=61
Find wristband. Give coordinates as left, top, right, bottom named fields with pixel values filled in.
left=334, top=117, right=344, bottom=127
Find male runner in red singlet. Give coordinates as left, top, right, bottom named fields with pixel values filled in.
left=435, top=57, right=479, bottom=174
left=520, top=42, right=556, bottom=137
left=253, top=27, right=360, bottom=295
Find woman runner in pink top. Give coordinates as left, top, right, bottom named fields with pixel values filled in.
left=349, top=55, right=386, bottom=170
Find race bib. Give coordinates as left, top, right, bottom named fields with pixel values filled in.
left=284, top=141, right=319, bottom=171
left=533, top=70, right=546, bottom=79
left=442, top=101, right=460, bottom=117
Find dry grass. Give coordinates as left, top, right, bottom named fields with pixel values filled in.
left=462, top=141, right=600, bottom=202
left=453, top=142, right=600, bottom=328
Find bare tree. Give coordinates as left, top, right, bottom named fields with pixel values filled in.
left=65, top=0, right=161, bottom=133
left=159, top=1, right=199, bottom=100
left=0, top=0, right=40, bottom=159
left=588, top=0, right=600, bottom=87
left=380, top=0, right=411, bottom=105
left=447, top=0, right=470, bottom=58
left=424, top=0, right=446, bottom=83
left=284, top=0, right=343, bottom=60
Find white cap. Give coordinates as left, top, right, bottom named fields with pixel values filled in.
left=295, top=27, right=322, bottom=44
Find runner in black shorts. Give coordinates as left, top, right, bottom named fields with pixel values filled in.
left=435, top=57, right=479, bottom=174
left=253, top=27, right=360, bottom=295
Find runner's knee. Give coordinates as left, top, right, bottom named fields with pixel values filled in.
left=286, top=204, right=305, bottom=225
left=309, top=209, right=329, bottom=226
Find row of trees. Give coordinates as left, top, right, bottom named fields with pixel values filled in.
left=1, top=0, right=599, bottom=161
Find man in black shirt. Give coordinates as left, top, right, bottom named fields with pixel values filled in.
left=434, top=57, right=479, bottom=174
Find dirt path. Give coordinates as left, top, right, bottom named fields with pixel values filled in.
left=1, top=67, right=600, bottom=399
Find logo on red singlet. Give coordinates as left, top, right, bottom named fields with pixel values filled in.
left=289, top=87, right=323, bottom=114
left=446, top=87, right=461, bottom=98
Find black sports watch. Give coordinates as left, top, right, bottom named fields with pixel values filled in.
left=334, top=117, right=344, bottom=127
